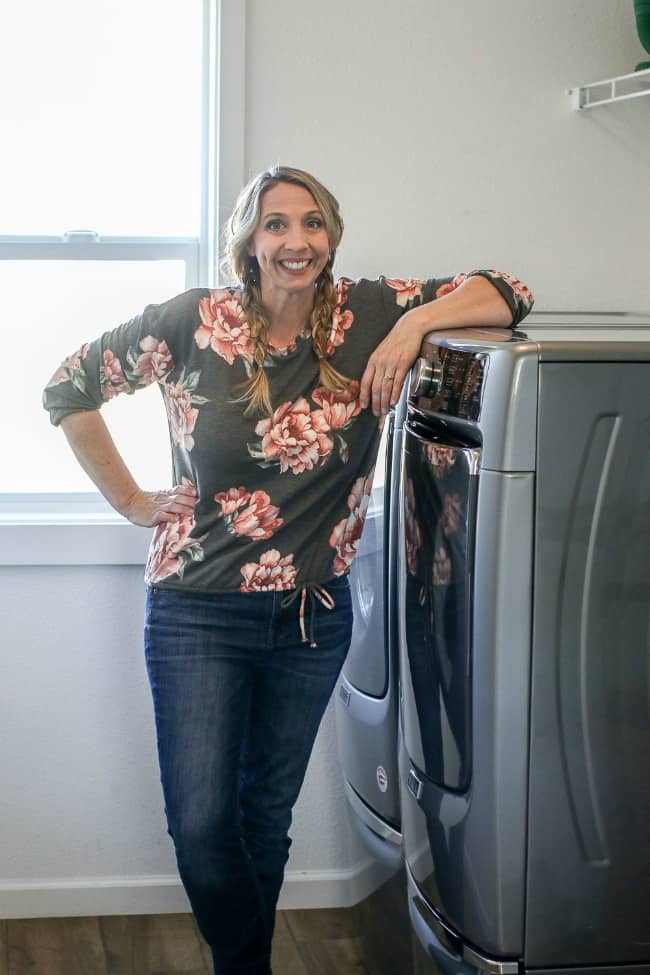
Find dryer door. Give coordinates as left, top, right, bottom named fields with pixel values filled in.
left=398, top=420, right=480, bottom=792
left=336, top=415, right=402, bottom=832
left=344, top=428, right=389, bottom=697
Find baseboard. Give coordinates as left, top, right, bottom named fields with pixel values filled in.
left=0, top=876, right=191, bottom=919
left=0, top=858, right=394, bottom=919
left=279, top=856, right=395, bottom=910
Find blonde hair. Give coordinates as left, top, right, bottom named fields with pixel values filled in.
left=222, top=165, right=352, bottom=416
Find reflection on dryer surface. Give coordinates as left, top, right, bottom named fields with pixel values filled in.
left=400, top=427, right=480, bottom=795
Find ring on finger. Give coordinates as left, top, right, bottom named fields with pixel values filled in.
left=383, top=374, right=394, bottom=382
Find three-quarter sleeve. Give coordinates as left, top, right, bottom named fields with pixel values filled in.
left=450, top=270, right=534, bottom=326
left=42, top=288, right=205, bottom=427
left=379, top=270, right=534, bottom=329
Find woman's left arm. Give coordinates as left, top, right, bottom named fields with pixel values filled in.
left=360, top=273, right=527, bottom=416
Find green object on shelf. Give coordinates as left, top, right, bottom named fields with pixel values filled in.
left=634, top=0, right=650, bottom=70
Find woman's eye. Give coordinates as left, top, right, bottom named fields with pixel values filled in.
left=265, top=220, right=283, bottom=231
left=307, top=219, right=323, bottom=229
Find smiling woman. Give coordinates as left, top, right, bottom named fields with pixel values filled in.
left=223, top=166, right=349, bottom=418
left=42, top=163, right=534, bottom=975
left=248, top=188, right=330, bottom=292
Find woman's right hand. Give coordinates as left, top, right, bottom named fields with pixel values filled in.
left=59, top=413, right=199, bottom=527
left=123, top=478, right=198, bottom=527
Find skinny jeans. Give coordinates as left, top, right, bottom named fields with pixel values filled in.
left=144, top=576, right=353, bottom=975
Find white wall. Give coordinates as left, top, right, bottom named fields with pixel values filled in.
left=2, top=0, right=648, bottom=918
left=245, top=0, right=650, bottom=311
left=0, top=561, right=375, bottom=917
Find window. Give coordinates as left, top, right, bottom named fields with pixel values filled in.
left=0, top=0, right=245, bottom=516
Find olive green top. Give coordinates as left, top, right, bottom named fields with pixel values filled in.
left=43, top=271, right=533, bottom=591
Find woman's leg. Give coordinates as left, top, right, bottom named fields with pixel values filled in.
left=144, top=586, right=274, bottom=975
left=239, top=577, right=354, bottom=947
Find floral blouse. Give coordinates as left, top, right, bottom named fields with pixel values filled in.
left=43, top=271, right=533, bottom=592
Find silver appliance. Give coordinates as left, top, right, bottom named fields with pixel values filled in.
left=336, top=394, right=405, bottom=867
left=336, top=392, right=415, bottom=973
left=400, top=314, right=650, bottom=975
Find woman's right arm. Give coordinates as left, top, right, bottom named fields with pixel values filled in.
left=44, top=290, right=206, bottom=526
left=60, top=411, right=196, bottom=528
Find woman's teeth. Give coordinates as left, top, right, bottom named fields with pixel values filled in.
left=280, top=260, right=311, bottom=270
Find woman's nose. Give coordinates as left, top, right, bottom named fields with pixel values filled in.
left=284, top=223, right=308, bottom=250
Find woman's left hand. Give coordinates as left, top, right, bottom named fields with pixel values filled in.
left=359, top=310, right=425, bottom=416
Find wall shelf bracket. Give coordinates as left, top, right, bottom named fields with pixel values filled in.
left=568, top=66, right=650, bottom=110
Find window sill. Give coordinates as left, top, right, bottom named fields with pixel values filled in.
left=0, top=520, right=151, bottom=566
left=0, top=497, right=151, bottom=566
left=1, top=481, right=386, bottom=567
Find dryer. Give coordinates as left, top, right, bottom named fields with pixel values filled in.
left=336, top=392, right=405, bottom=869
left=399, top=314, right=650, bottom=975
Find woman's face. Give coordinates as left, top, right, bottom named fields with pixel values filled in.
left=246, top=182, right=330, bottom=301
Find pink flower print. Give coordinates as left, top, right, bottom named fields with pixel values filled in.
left=195, top=290, right=253, bottom=365
left=312, top=382, right=361, bottom=464
left=480, top=270, right=534, bottom=310
left=435, top=273, right=468, bottom=299
left=250, top=397, right=333, bottom=474
left=335, top=276, right=353, bottom=305
left=215, top=486, right=282, bottom=541
left=132, top=336, right=174, bottom=384
left=327, top=307, right=354, bottom=355
left=433, top=546, right=451, bottom=586
left=47, top=343, right=90, bottom=388
left=231, top=490, right=283, bottom=541
left=404, top=476, right=421, bottom=576
left=164, top=380, right=199, bottom=451
left=145, top=513, right=204, bottom=584
left=329, top=468, right=375, bottom=575
left=440, top=493, right=462, bottom=536
left=240, top=549, right=297, bottom=592
left=384, top=277, right=425, bottom=308
left=214, top=486, right=250, bottom=516
left=325, top=277, right=355, bottom=355
left=312, top=381, right=361, bottom=430
left=426, top=443, right=456, bottom=477
left=101, top=350, right=131, bottom=400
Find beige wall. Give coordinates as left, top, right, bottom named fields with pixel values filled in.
left=245, top=0, right=649, bottom=311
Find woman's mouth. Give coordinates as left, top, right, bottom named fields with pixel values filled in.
left=278, top=258, right=312, bottom=274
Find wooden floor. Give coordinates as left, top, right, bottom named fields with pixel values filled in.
left=0, top=907, right=375, bottom=975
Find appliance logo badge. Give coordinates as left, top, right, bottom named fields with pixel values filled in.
left=376, top=766, right=388, bottom=793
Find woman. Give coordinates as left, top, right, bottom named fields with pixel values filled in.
left=43, top=165, right=533, bottom=975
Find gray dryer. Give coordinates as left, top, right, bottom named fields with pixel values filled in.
left=400, top=315, right=650, bottom=975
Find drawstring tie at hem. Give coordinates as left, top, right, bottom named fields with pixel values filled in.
left=280, top=584, right=335, bottom=648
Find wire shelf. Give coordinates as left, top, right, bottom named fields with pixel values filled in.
left=568, top=66, right=650, bottom=110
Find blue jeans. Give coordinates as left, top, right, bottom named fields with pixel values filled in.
left=144, top=577, right=353, bottom=975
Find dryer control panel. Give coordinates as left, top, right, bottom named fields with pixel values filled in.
left=409, top=347, right=486, bottom=421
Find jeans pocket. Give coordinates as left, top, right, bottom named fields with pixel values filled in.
left=322, top=573, right=351, bottom=596
left=327, top=574, right=352, bottom=612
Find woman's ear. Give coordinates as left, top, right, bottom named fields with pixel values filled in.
left=246, top=240, right=256, bottom=257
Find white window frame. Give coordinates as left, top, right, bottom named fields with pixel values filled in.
left=0, top=0, right=245, bottom=566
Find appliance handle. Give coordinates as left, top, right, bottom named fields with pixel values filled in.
left=404, top=421, right=481, bottom=474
